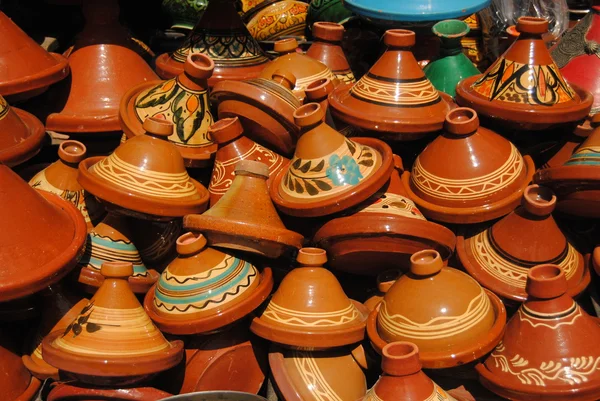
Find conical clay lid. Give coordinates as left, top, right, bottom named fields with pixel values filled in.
left=329, top=29, right=453, bottom=139
left=404, top=107, right=535, bottom=224
left=0, top=165, right=87, bottom=302
left=0, top=95, right=46, bottom=167
left=78, top=117, right=209, bottom=218
left=270, top=103, right=394, bottom=217
left=477, top=265, right=600, bottom=401
left=456, top=17, right=593, bottom=130
left=42, top=261, right=184, bottom=384
left=144, top=232, right=274, bottom=335
left=251, top=248, right=369, bottom=349
left=184, top=160, right=303, bottom=259
left=457, top=185, right=589, bottom=303
left=305, top=22, right=356, bottom=84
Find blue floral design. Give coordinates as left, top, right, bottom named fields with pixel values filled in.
left=326, top=155, right=363, bottom=186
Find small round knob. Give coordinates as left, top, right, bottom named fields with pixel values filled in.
left=506, top=25, right=520, bottom=38
left=209, top=117, right=244, bottom=144
left=381, top=342, right=422, bottom=377
left=522, top=185, right=556, bottom=217
left=444, top=107, right=479, bottom=136
left=101, top=261, right=134, bottom=278
left=274, top=38, right=298, bottom=54
left=235, top=159, right=269, bottom=178
left=143, top=116, right=173, bottom=138
left=176, top=232, right=208, bottom=256
left=377, top=270, right=402, bottom=293
left=410, top=250, right=443, bottom=276
left=526, top=264, right=568, bottom=299
left=297, top=247, right=328, bottom=267
left=185, top=53, right=215, bottom=80
left=383, top=29, right=416, bottom=48
left=516, top=16, right=549, bottom=35
left=58, top=140, right=87, bottom=164
left=272, top=70, right=296, bottom=90
left=312, top=22, right=344, bottom=42
left=294, top=103, right=325, bottom=128
left=305, top=78, right=334, bottom=102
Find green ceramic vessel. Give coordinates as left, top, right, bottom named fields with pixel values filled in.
left=307, top=0, right=355, bottom=28
left=162, top=0, right=209, bottom=30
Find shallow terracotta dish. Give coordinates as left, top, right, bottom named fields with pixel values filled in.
left=0, top=95, right=46, bottom=167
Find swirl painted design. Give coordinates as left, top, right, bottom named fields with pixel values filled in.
left=79, top=233, right=148, bottom=277
left=518, top=301, right=582, bottom=329
left=363, top=383, right=456, bottom=401
left=333, top=70, right=356, bottom=84
left=248, top=1, right=308, bottom=41
left=357, top=192, right=426, bottom=220
left=351, top=74, right=441, bottom=108
left=262, top=302, right=360, bottom=327
left=91, top=153, right=197, bottom=199
left=412, top=143, right=524, bottom=201
left=0, top=96, right=8, bottom=120
left=292, top=350, right=345, bottom=401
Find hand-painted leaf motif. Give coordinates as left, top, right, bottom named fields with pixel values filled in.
left=287, top=175, right=295, bottom=191
left=171, top=91, right=206, bottom=144
left=135, top=80, right=179, bottom=108
left=310, top=159, right=325, bottom=172
left=72, top=324, right=82, bottom=336
left=346, top=139, right=356, bottom=155
left=359, top=159, right=374, bottom=167
left=62, top=323, right=73, bottom=337
left=86, top=322, right=102, bottom=333
left=78, top=314, right=90, bottom=325
left=314, top=180, right=332, bottom=191
left=292, top=159, right=302, bottom=170
left=81, top=302, right=94, bottom=315
left=305, top=180, right=318, bottom=196
left=299, top=161, right=311, bottom=173
left=363, top=152, right=373, bottom=158
left=294, top=180, right=305, bottom=194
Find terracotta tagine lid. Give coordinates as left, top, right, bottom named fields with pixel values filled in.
left=306, top=22, right=356, bottom=84
left=367, top=249, right=507, bottom=369
left=270, top=103, right=394, bottom=217
left=211, top=69, right=302, bottom=155
left=144, top=232, right=274, bottom=335
left=0, top=12, right=69, bottom=102
left=314, top=155, right=456, bottom=275
left=457, top=185, right=590, bottom=303
left=329, top=29, right=454, bottom=140
left=208, top=117, right=288, bottom=206
left=78, top=117, right=209, bottom=219
left=360, top=342, right=457, bottom=401
left=0, top=95, right=46, bottom=167
left=247, top=1, right=309, bottom=41
left=184, top=160, right=303, bottom=259
left=154, top=0, right=270, bottom=85
left=42, top=261, right=185, bottom=385
left=477, top=264, right=600, bottom=400
left=29, top=140, right=104, bottom=230
left=0, top=332, right=41, bottom=401
left=46, top=44, right=158, bottom=135
left=455, top=17, right=593, bottom=131
left=260, top=38, right=336, bottom=95
left=402, top=107, right=535, bottom=224
left=534, top=115, right=600, bottom=218
left=251, top=247, right=369, bottom=349
left=120, top=53, right=216, bottom=168
left=0, top=164, right=87, bottom=302
left=269, top=345, right=367, bottom=401
left=77, top=212, right=159, bottom=294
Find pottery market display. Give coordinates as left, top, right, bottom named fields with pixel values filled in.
left=367, top=249, right=506, bottom=369
left=456, top=17, right=593, bottom=131
left=270, top=102, right=394, bottom=217
left=42, top=261, right=185, bottom=385
left=477, top=264, right=600, bottom=401
left=247, top=1, right=309, bottom=41
left=0, top=12, right=69, bottom=102
left=306, top=22, right=355, bottom=84
left=402, top=107, right=535, bottom=224
left=251, top=248, right=369, bottom=349
left=184, top=160, right=303, bottom=258
left=120, top=53, right=217, bottom=168
left=457, top=185, right=590, bottom=303
left=155, top=0, right=270, bottom=84
left=144, top=232, right=274, bottom=335
left=329, top=29, right=454, bottom=141
left=0, top=95, right=46, bottom=167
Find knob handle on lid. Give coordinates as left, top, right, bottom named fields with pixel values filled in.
left=294, top=103, right=325, bottom=128
left=305, top=78, right=334, bottom=102
left=209, top=117, right=244, bottom=144
left=297, top=247, right=328, bottom=267
left=58, top=140, right=87, bottom=164
left=444, top=107, right=479, bottom=136
left=410, top=250, right=443, bottom=276
left=516, top=16, right=549, bottom=35
left=274, top=38, right=298, bottom=54
left=522, top=185, right=556, bottom=217
left=176, top=232, right=208, bottom=256
left=384, top=29, right=416, bottom=48
left=235, top=159, right=270, bottom=178
left=381, top=342, right=422, bottom=377
left=184, top=53, right=215, bottom=80
left=272, top=70, right=296, bottom=90
left=143, top=116, right=173, bottom=138
left=312, top=22, right=344, bottom=42
left=101, top=261, right=134, bottom=278
left=526, top=264, right=568, bottom=299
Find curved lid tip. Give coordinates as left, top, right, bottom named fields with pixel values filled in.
left=522, top=185, right=556, bottom=217
left=272, top=69, right=297, bottom=90
left=382, top=342, right=422, bottom=376
left=305, top=78, right=334, bottom=101
left=101, top=261, right=134, bottom=278
left=59, top=140, right=87, bottom=164
left=185, top=52, right=215, bottom=80
left=312, top=21, right=344, bottom=41
left=294, top=103, right=325, bottom=127
left=377, top=270, right=402, bottom=293
left=235, top=159, right=269, bottom=178
left=516, top=16, right=549, bottom=35
left=143, top=116, right=173, bottom=138
left=176, top=232, right=207, bottom=256
left=384, top=29, right=416, bottom=48
left=297, top=247, right=328, bottom=267
left=274, top=38, right=298, bottom=53
left=444, top=107, right=479, bottom=135
left=526, top=264, right=568, bottom=299
left=410, top=249, right=443, bottom=276
left=208, top=117, right=244, bottom=144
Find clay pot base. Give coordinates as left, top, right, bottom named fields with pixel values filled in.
left=366, top=289, right=506, bottom=369
left=456, top=78, right=593, bottom=131
left=78, top=266, right=160, bottom=295
left=250, top=300, right=369, bottom=350
left=120, top=81, right=217, bottom=168
left=1, top=107, right=46, bottom=167
left=401, top=155, right=536, bottom=224
left=143, top=268, right=274, bottom=335
left=270, top=137, right=394, bottom=217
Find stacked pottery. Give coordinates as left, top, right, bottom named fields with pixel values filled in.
left=247, top=1, right=309, bottom=41
left=306, top=22, right=356, bottom=84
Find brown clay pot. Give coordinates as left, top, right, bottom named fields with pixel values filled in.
left=46, top=45, right=158, bottom=135
left=247, top=0, right=309, bottom=41
left=210, top=69, right=302, bottom=155
left=154, top=0, right=270, bottom=85
left=329, top=29, right=454, bottom=140
left=208, top=117, right=288, bottom=206
left=0, top=95, right=46, bottom=167
left=251, top=247, right=369, bottom=349
left=457, top=185, right=590, bottom=303
left=0, top=165, right=87, bottom=302
left=78, top=117, right=209, bottom=219
left=0, top=12, right=69, bottom=102
left=402, top=107, right=535, bottom=224
left=367, top=249, right=507, bottom=369
left=29, top=140, right=105, bottom=231
left=47, top=383, right=172, bottom=401
left=304, top=77, right=338, bottom=128
left=270, top=102, right=394, bottom=217
left=184, top=160, right=303, bottom=259
left=306, top=22, right=355, bottom=84
left=456, top=17, right=594, bottom=131
left=477, top=264, right=600, bottom=401
left=120, top=53, right=217, bottom=168
left=0, top=332, right=41, bottom=401
left=360, top=342, right=457, bottom=400
left=144, top=232, right=274, bottom=335
left=42, top=261, right=185, bottom=386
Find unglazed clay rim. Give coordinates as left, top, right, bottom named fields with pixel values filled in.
left=42, top=332, right=184, bottom=379
left=455, top=77, right=593, bottom=128
left=250, top=300, right=369, bottom=349
left=400, top=155, right=536, bottom=224
left=0, top=52, right=69, bottom=97
left=143, top=267, right=274, bottom=335
left=119, top=80, right=218, bottom=164
left=0, top=107, right=46, bottom=167
left=78, top=266, right=160, bottom=295
left=268, top=347, right=306, bottom=401
left=78, top=156, right=209, bottom=218
left=366, top=289, right=506, bottom=369
left=456, top=231, right=591, bottom=303
left=0, top=190, right=87, bottom=302
left=270, top=137, right=394, bottom=217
